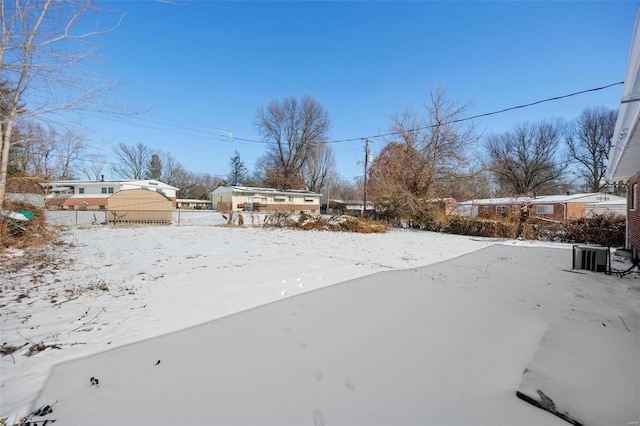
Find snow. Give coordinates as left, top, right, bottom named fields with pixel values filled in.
left=1, top=214, right=638, bottom=425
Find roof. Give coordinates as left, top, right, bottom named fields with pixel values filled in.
left=45, top=179, right=178, bottom=191
left=529, top=193, right=613, bottom=203
left=212, top=185, right=321, bottom=197
left=457, top=197, right=531, bottom=205
left=459, top=193, right=621, bottom=205
left=607, top=9, right=640, bottom=182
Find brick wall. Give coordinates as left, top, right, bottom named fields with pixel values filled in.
left=629, top=171, right=640, bottom=258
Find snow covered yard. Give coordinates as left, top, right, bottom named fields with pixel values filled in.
left=1, top=218, right=638, bottom=425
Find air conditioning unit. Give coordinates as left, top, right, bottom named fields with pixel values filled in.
left=572, top=245, right=610, bottom=273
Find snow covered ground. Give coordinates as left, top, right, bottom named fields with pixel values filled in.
left=1, top=214, right=638, bottom=425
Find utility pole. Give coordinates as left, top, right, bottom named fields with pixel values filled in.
left=363, top=138, right=370, bottom=216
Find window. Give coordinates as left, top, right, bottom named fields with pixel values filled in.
left=108, top=187, right=114, bottom=194
left=496, top=205, right=507, bottom=213
left=101, top=187, right=107, bottom=194
left=483, top=206, right=490, bottom=212
left=78, top=187, right=85, bottom=194
left=304, top=197, right=315, bottom=203
left=274, top=196, right=286, bottom=202
left=632, top=183, right=638, bottom=210
left=101, top=187, right=114, bottom=194
left=536, top=205, right=554, bottom=215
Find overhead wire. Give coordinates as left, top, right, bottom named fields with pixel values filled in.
left=78, top=81, right=624, bottom=152
left=323, top=81, right=625, bottom=144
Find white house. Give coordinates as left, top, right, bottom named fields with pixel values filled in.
left=44, top=179, right=178, bottom=210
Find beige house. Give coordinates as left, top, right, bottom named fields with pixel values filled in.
left=212, top=186, right=321, bottom=214
left=107, top=189, right=172, bottom=224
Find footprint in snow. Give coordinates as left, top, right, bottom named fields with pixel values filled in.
left=345, top=377, right=355, bottom=391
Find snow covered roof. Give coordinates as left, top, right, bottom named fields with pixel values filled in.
left=458, top=193, right=622, bottom=205
left=46, top=179, right=178, bottom=190
left=530, top=193, right=612, bottom=203
left=457, top=197, right=531, bottom=205
left=212, top=185, right=321, bottom=196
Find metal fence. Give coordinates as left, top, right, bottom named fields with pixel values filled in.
left=44, top=209, right=233, bottom=227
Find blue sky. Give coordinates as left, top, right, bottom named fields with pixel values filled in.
left=82, top=1, right=638, bottom=181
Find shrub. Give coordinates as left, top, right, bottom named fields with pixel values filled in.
left=263, top=212, right=297, bottom=228
left=562, top=214, right=625, bottom=247
left=410, top=204, right=450, bottom=231
left=297, top=214, right=389, bottom=233
left=446, top=216, right=517, bottom=239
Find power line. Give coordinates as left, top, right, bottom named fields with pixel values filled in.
left=323, top=81, right=624, bottom=144
left=84, top=81, right=623, bottom=148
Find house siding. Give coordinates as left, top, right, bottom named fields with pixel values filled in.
left=107, top=189, right=172, bottom=224
left=212, top=186, right=321, bottom=214
left=629, top=170, right=640, bottom=257
left=565, top=203, right=585, bottom=219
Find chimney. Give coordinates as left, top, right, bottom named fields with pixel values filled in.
left=101, top=175, right=104, bottom=182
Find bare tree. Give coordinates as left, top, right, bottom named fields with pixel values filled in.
left=161, top=153, right=184, bottom=187
left=485, top=120, right=565, bottom=195
left=329, top=176, right=361, bottom=202
left=9, top=123, right=85, bottom=179
left=0, top=0, right=122, bottom=209
left=255, top=95, right=330, bottom=189
left=200, top=173, right=224, bottom=193
left=57, top=129, right=86, bottom=179
left=112, top=143, right=153, bottom=179
left=369, top=86, right=478, bottom=220
left=566, top=106, right=617, bottom=192
left=79, top=151, right=107, bottom=180
left=387, top=86, right=478, bottom=199
left=303, top=142, right=336, bottom=192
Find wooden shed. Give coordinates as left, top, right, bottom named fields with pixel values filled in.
left=107, top=189, right=172, bottom=224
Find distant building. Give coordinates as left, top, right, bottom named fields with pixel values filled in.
left=322, top=198, right=375, bottom=215
left=607, top=9, right=640, bottom=259
left=44, top=179, right=178, bottom=210
left=211, top=186, right=321, bottom=215
left=176, top=199, right=213, bottom=210
left=456, top=193, right=626, bottom=221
